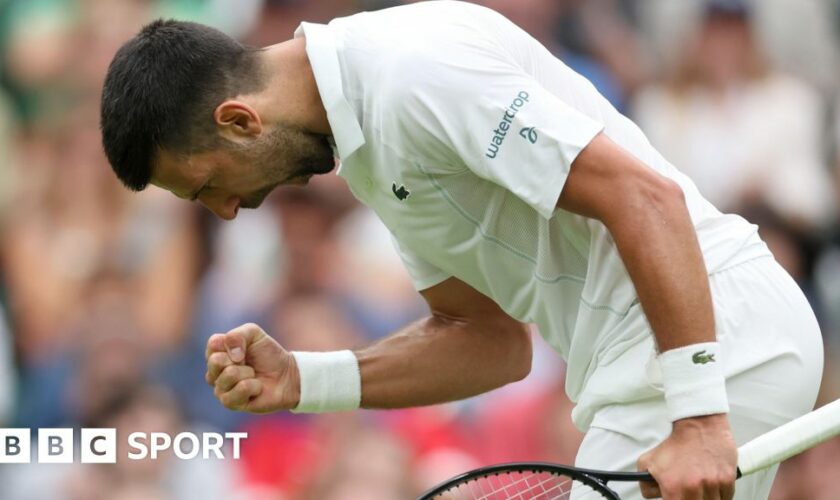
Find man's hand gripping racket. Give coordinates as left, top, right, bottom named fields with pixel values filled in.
left=419, top=398, right=840, bottom=499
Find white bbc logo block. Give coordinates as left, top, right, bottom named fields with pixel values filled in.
left=39, top=428, right=74, bottom=463
left=81, top=428, right=116, bottom=463
left=0, top=429, right=31, bottom=463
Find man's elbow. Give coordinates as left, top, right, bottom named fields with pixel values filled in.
left=503, top=323, right=533, bottom=383
left=604, top=171, right=688, bottom=230
left=650, top=176, right=686, bottom=212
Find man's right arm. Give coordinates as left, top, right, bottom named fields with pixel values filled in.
left=205, top=277, right=532, bottom=412
left=357, top=276, right=532, bottom=408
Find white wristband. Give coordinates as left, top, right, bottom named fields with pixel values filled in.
left=290, top=350, right=361, bottom=413
left=658, top=342, right=729, bottom=422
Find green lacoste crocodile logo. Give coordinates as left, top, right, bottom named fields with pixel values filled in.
left=692, top=350, right=716, bottom=364
left=392, top=183, right=410, bottom=201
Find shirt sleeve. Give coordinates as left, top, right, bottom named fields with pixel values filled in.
left=391, top=46, right=604, bottom=220
left=389, top=235, right=451, bottom=291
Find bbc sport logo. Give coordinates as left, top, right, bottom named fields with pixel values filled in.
left=0, top=428, right=247, bottom=463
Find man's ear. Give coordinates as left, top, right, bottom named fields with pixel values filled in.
left=214, top=100, right=263, bottom=141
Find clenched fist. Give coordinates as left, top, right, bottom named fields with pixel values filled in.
left=205, top=323, right=301, bottom=413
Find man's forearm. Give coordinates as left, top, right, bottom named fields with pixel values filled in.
left=355, top=314, right=532, bottom=408
left=604, top=180, right=715, bottom=353
left=558, top=134, right=715, bottom=353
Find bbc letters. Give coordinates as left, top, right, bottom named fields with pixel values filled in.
left=0, top=428, right=247, bottom=463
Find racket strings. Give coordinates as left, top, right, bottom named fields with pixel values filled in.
left=485, top=473, right=568, bottom=499
left=434, top=470, right=607, bottom=500
left=474, top=472, right=569, bottom=499
left=538, top=477, right=605, bottom=500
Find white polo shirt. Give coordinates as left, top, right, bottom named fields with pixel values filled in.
left=294, top=1, right=771, bottom=430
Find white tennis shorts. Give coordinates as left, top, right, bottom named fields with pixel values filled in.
left=574, top=255, right=824, bottom=499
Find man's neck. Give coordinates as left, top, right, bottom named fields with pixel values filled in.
left=254, top=37, right=332, bottom=136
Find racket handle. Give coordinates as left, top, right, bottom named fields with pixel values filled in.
left=737, top=399, right=840, bottom=476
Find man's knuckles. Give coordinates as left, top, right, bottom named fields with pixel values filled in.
left=216, top=365, right=255, bottom=392
left=639, top=482, right=661, bottom=499
left=218, top=381, right=248, bottom=408
left=206, top=352, right=236, bottom=387
left=205, top=333, right=226, bottom=358
left=241, top=322, right=262, bottom=333
left=658, top=473, right=729, bottom=497
left=218, top=379, right=261, bottom=409
left=208, top=351, right=233, bottom=369
left=218, top=389, right=243, bottom=409
left=228, top=322, right=264, bottom=341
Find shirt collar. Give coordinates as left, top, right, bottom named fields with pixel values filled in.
left=294, top=22, right=365, bottom=169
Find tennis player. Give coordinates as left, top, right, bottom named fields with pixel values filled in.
left=100, top=2, right=823, bottom=499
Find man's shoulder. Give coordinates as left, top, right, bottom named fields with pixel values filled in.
left=333, top=1, right=504, bottom=33
left=332, top=1, right=518, bottom=82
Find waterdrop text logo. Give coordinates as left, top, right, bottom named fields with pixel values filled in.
left=485, top=90, right=531, bottom=159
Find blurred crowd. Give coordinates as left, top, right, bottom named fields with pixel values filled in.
left=0, top=0, right=839, bottom=498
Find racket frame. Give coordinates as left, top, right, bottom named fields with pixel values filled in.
left=420, top=399, right=840, bottom=499
left=418, top=462, right=654, bottom=499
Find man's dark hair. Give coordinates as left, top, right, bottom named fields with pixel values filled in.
left=100, top=19, right=264, bottom=191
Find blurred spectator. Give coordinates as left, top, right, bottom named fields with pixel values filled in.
left=246, top=0, right=359, bottom=47
left=0, top=104, right=200, bottom=362
left=391, top=406, right=481, bottom=494
left=2, top=0, right=80, bottom=124
left=158, top=0, right=265, bottom=39
left=0, top=88, right=16, bottom=211
left=270, top=292, right=365, bottom=352
left=236, top=413, right=332, bottom=498
left=738, top=203, right=821, bottom=298
left=472, top=380, right=582, bottom=465
left=304, top=426, right=414, bottom=500
left=97, top=386, right=240, bottom=500
left=0, top=302, right=15, bottom=425
left=632, top=0, right=835, bottom=227
left=15, top=275, right=147, bottom=429
left=637, top=0, right=839, bottom=95
left=333, top=206, right=425, bottom=341
left=814, top=239, right=840, bottom=346
left=475, top=0, right=651, bottom=111
left=192, top=209, right=284, bottom=333
left=5, top=385, right=242, bottom=500
left=271, top=187, right=345, bottom=296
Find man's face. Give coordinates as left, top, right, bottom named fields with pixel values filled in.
left=151, top=125, right=335, bottom=220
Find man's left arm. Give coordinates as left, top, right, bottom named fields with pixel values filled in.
left=389, top=35, right=736, bottom=498
left=558, top=132, right=737, bottom=500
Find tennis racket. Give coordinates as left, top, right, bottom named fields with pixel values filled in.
left=418, top=398, right=840, bottom=499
